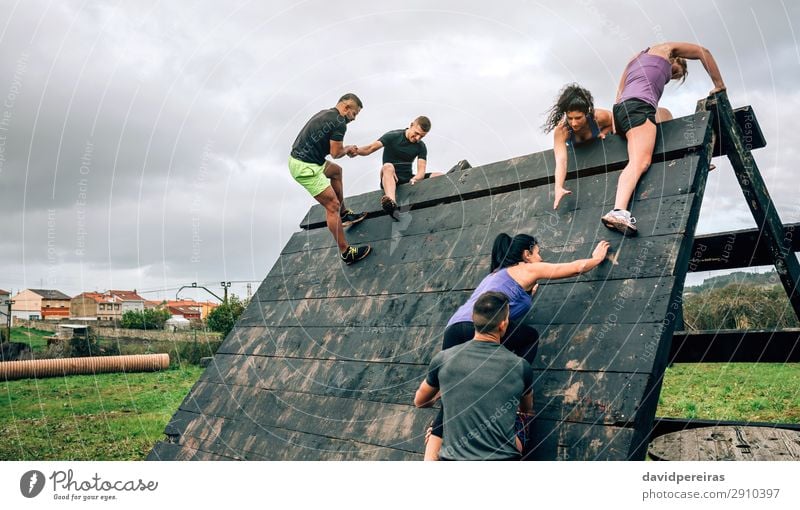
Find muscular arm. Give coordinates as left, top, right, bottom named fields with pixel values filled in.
left=330, top=140, right=356, bottom=159
left=668, top=42, right=726, bottom=92
left=511, top=241, right=610, bottom=286
left=356, top=140, right=383, bottom=156
left=413, top=159, right=427, bottom=181
left=414, top=380, right=440, bottom=408
left=552, top=124, right=570, bottom=209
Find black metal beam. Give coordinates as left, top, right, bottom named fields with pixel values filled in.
left=701, top=91, right=800, bottom=321
left=688, top=223, right=800, bottom=272
left=670, top=329, right=800, bottom=363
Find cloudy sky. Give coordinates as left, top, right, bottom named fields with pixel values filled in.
left=0, top=0, right=797, bottom=300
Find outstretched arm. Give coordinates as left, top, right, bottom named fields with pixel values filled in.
left=516, top=240, right=610, bottom=286
left=355, top=140, right=383, bottom=157
left=552, top=125, right=571, bottom=209
left=668, top=42, right=726, bottom=93
left=330, top=140, right=357, bottom=159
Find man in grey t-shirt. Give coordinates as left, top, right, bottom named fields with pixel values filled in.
left=414, top=291, right=534, bottom=461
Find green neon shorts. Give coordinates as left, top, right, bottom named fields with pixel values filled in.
left=288, top=156, right=331, bottom=198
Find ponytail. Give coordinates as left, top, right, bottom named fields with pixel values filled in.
left=490, top=233, right=537, bottom=272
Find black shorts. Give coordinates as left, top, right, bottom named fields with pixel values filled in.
left=613, top=98, right=657, bottom=135
left=379, top=165, right=431, bottom=189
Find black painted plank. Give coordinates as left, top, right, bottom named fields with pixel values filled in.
left=165, top=409, right=417, bottom=461
left=218, top=321, right=667, bottom=374
left=670, top=329, right=800, bottom=363
left=285, top=155, right=701, bottom=255
left=688, top=222, right=800, bottom=272
left=195, top=355, right=650, bottom=426
left=300, top=112, right=712, bottom=228
left=240, top=276, right=678, bottom=328
left=218, top=325, right=441, bottom=364
left=526, top=420, right=637, bottom=461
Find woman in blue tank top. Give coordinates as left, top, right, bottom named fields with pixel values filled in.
left=424, top=233, right=611, bottom=460
left=601, top=42, right=726, bottom=237
left=543, top=84, right=614, bottom=210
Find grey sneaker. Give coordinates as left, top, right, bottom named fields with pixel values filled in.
left=340, top=209, right=367, bottom=228
left=340, top=245, right=372, bottom=265
left=601, top=209, right=638, bottom=236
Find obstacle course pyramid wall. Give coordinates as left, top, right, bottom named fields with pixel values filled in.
left=149, top=110, right=722, bottom=461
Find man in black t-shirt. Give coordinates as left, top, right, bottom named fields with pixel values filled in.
left=288, top=93, right=372, bottom=265
left=354, top=116, right=443, bottom=218
left=414, top=291, right=534, bottom=461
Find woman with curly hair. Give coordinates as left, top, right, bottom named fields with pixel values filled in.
left=543, top=84, right=614, bottom=210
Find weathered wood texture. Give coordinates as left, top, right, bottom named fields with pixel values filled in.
left=648, top=426, right=800, bottom=461
left=151, top=108, right=723, bottom=461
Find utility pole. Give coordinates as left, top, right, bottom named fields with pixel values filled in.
left=220, top=281, right=231, bottom=304
left=246, top=283, right=252, bottom=300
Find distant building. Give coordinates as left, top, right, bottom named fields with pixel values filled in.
left=165, top=301, right=202, bottom=321
left=11, top=289, right=71, bottom=322
left=70, top=289, right=146, bottom=321
left=0, top=289, right=10, bottom=328
left=108, top=290, right=146, bottom=315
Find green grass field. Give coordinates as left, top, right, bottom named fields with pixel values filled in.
left=0, top=361, right=797, bottom=460
left=657, top=363, right=800, bottom=422
left=0, top=365, right=202, bottom=460
left=10, top=327, right=55, bottom=352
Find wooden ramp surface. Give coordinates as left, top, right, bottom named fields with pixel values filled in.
left=149, top=108, right=729, bottom=461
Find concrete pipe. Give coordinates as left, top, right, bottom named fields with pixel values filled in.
left=0, top=353, right=170, bottom=381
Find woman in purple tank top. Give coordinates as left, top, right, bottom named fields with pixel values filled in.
left=601, top=42, right=726, bottom=236
left=424, top=233, right=611, bottom=460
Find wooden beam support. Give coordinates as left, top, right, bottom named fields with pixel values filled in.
left=670, top=329, right=800, bottom=363
left=688, top=222, right=800, bottom=272
left=701, top=91, right=800, bottom=321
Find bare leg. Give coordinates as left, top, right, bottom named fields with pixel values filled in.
left=424, top=434, right=442, bottom=461
left=380, top=163, right=398, bottom=202
left=324, top=161, right=346, bottom=214
left=614, top=120, right=658, bottom=210
left=314, top=186, right=348, bottom=253
left=655, top=107, right=673, bottom=123
left=428, top=172, right=445, bottom=178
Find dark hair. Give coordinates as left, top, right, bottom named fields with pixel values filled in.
left=670, top=56, right=688, bottom=84
left=338, top=93, right=363, bottom=108
left=472, top=291, right=510, bottom=334
left=414, top=116, right=431, bottom=132
left=490, top=233, right=538, bottom=272
left=542, top=83, right=595, bottom=133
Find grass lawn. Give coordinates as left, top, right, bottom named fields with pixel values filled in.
left=10, top=327, right=55, bottom=353
left=657, top=363, right=800, bottom=423
left=0, top=365, right=203, bottom=461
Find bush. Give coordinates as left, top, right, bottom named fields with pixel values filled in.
left=684, top=283, right=800, bottom=331
left=206, top=296, right=247, bottom=339
left=175, top=339, right=223, bottom=366
left=121, top=308, right=171, bottom=330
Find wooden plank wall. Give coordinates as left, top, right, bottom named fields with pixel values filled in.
left=149, top=110, right=718, bottom=461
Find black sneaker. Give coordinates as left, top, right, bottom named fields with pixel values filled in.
left=340, top=245, right=372, bottom=265
left=340, top=209, right=367, bottom=228
left=380, top=195, right=398, bottom=220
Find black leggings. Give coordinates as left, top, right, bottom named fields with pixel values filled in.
left=430, top=320, right=539, bottom=439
